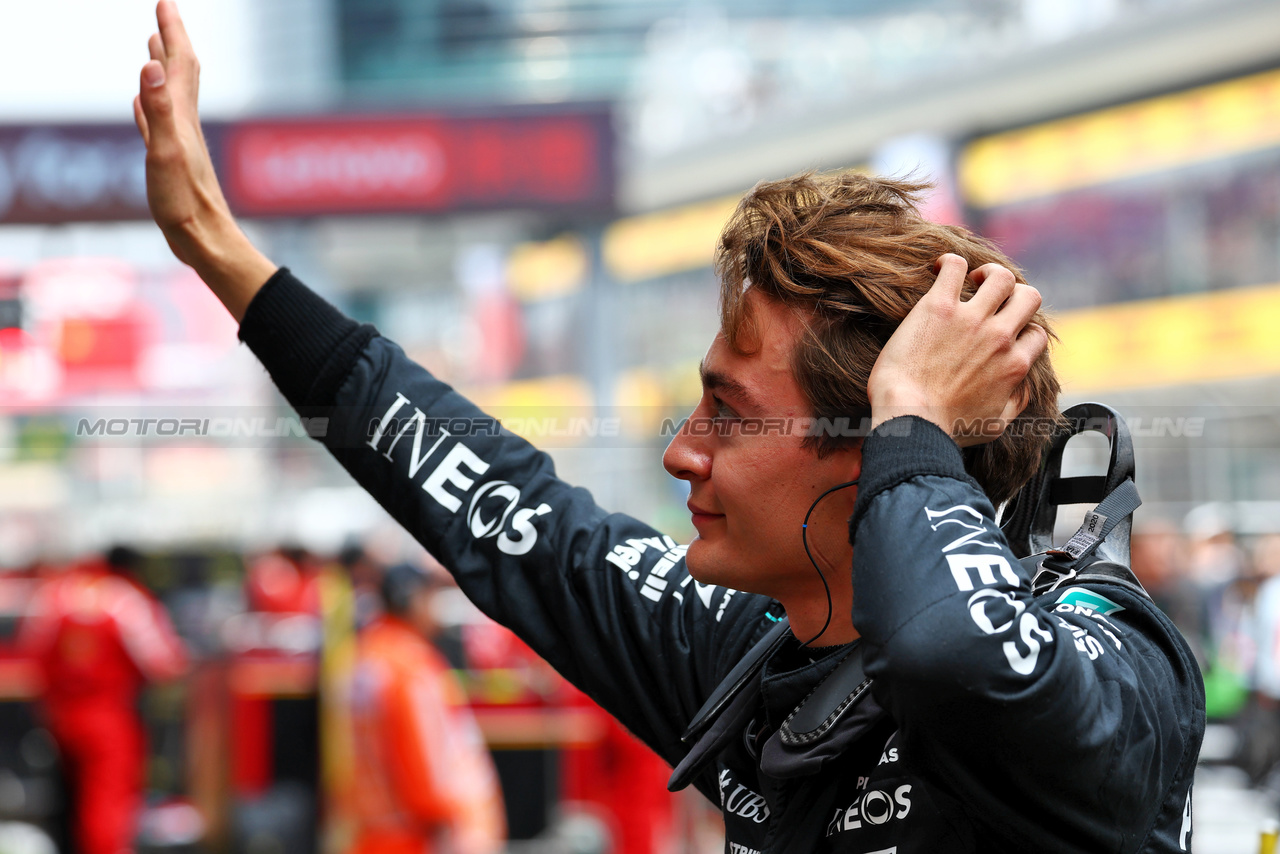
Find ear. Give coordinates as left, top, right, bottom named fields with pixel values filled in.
left=830, top=440, right=864, bottom=485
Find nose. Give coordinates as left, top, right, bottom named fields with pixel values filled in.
left=662, top=411, right=712, bottom=482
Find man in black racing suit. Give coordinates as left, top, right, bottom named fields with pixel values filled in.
left=133, top=4, right=1204, bottom=851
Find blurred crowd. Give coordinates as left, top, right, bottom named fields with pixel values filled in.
left=0, top=541, right=695, bottom=854
left=1132, top=514, right=1280, bottom=785
left=6, top=506, right=1279, bottom=853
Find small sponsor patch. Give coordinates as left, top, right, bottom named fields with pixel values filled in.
left=1055, top=587, right=1125, bottom=616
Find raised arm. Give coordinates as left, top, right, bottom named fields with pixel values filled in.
left=131, top=2, right=769, bottom=786
left=134, top=0, right=276, bottom=319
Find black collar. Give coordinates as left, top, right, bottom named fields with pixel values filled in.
left=668, top=619, right=887, bottom=790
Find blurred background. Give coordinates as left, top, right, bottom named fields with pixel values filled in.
left=0, top=0, right=1279, bottom=851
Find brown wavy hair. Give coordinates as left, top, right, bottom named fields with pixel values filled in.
left=717, top=171, right=1061, bottom=507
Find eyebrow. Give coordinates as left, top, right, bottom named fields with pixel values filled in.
left=699, top=363, right=764, bottom=412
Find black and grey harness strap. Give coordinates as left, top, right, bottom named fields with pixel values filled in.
left=1033, top=479, right=1143, bottom=594
left=1051, top=479, right=1142, bottom=564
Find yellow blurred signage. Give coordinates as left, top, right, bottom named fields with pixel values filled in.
left=961, top=68, right=1280, bottom=208
left=603, top=196, right=741, bottom=282
left=1053, top=281, right=1280, bottom=394
left=465, top=374, right=600, bottom=445
left=506, top=234, right=589, bottom=301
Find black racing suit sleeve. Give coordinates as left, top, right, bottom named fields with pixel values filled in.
left=238, top=269, right=767, bottom=788
left=849, top=416, right=1203, bottom=853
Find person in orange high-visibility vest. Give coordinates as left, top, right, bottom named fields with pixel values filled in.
left=21, top=546, right=188, bottom=854
left=347, top=563, right=505, bottom=854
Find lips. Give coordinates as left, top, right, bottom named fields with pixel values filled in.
left=687, top=501, right=724, bottom=525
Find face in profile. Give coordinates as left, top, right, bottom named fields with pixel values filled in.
left=662, top=290, right=861, bottom=604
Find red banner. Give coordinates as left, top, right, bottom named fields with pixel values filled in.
left=221, top=111, right=613, bottom=217
left=224, top=121, right=452, bottom=214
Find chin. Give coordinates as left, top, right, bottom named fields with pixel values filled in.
left=683, top=540, right=724, bottom=584
left=683, top=538, right=707, bottom=575
left=683, top=540, right=756, bottom=595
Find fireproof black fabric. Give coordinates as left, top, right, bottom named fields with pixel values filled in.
left=239, top=269, right=1205, bottom=853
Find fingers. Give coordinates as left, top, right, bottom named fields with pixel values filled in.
left=137, top=60, right=176, bottom=146
left=997, top=282, right=1042, bottom=331
left=967, top=263, right=1017, bottom=314
left=141, top=58, right=167, bottom=92
left=967, top=263, right=1012, bottom=286
left=929, top=253, right=968, bottom=303
left=133, top=95, right=150, bottom=147
left=1011, top=320, right=1049, bottom=365
left=153, top=1, right=202, bottom=113
left=156, top=1, right=194, bottom=60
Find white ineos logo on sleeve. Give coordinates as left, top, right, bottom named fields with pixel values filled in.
left=368, top=391, right=555, bottom=556
left=967, top=589, right=1025, bottom=635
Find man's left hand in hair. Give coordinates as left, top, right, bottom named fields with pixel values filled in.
left=867, top=253, right=1048, bottom=444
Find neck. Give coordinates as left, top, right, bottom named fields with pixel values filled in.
left=782, top=534, right=859, bottom=646
left=780, top=587, right=859, bottom=646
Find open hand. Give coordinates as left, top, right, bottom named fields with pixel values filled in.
left=867, top=254, right=1049, bottom=446
left=133, top=1, right=226, bottom=262
left=134, top=0, right=275, bottom=321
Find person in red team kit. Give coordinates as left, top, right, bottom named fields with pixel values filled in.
left=21, top=547, right=188, bottom=854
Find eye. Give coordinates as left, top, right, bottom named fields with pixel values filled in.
left=711, top=395, right=739, bottom=421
